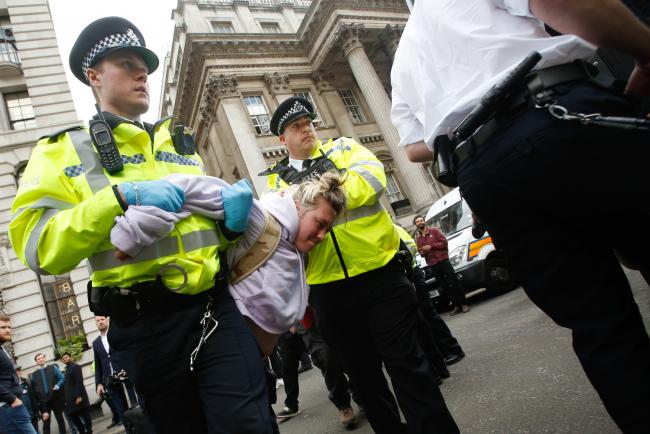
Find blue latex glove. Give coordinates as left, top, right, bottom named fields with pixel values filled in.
left=222, top=179, right=254, bottom=233
left=120, top=180, right=185, bottom=212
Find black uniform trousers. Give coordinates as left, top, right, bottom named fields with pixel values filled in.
left=310, top=259, right=459, bottom=434
left=277, top=332, right=306, bottom=410
left=457, top=81, right=650, bottom=433
left=413, top=266, right=464, bottom=359
left=108, top=291, right=276, bottom=434
left=306, top=325, right=359, bottom=411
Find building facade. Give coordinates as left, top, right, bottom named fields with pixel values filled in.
left=0, top=0, right=98, bottom=402
left=160, top=0, right=448, bottom=227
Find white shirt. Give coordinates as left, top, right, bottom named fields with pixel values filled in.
left=390, top=0, right=596, bottom=150
left=288, top=158, right=311, bottom=172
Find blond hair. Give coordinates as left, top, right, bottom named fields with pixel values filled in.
left=292, top=171, right=346, bottom=216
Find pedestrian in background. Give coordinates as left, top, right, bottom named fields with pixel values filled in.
left=414, top=216, right=470, bottom=315
left=92, top=316, right=135, bottom=429
left=29, top=354, right=66, bottom=434
left=15, top=367, right=39, bottom=433
left=0, top=314, right=37, bottom=434
left=61, top=354, right=91, bottom=434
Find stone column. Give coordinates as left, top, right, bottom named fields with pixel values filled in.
left=336, top=23, right=434, bottom=209
left=0, top=93, right=12, bottom=131
left=264, top=72, right=293, bottom=105
left=312, top=69, right=357, bottom=140
left=202, top=74, right=269, bottom=196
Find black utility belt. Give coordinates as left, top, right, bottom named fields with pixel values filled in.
left=432, top=58, right=618, bottom=187
left=87, top=278, right=222, bottom=323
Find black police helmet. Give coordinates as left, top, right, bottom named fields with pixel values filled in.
left=270, top=96, right=317, bottom=136
left=69, top=16, right=159, bottom=85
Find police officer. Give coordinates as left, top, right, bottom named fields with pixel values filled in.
left=391, top=1, right=650, bottom=432
left=260, top=97, right=459, bottom=434
left=10, top=17, right=275, bottom=434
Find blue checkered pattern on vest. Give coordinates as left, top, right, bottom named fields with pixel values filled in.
left=64, top=164, right=85, bottom=178
left=155, top=151, right=199, bottom=167
left=122, top=153, right=146, bottom=165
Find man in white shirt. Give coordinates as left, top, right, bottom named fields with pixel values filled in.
left=92, top=316, right=136, bottom=429
left=391, top=1, right=650, bottom=432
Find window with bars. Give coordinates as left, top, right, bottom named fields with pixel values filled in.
left=338, top=89, right=367, bottom=124
left=37, top=274, right=86, bottom=345
left=211, top=21, right=235, bottom=33
left=293, top=91, right=322, bottom=127
left=260, top=22, right=281, bottom=33
left=385, top=172, right=405, bottom=203
left=243, top=95, right=271, bottom=135
left=5, top=92, right=35, bottom=130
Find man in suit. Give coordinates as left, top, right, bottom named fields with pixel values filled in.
left=61, top=353, right=91, bottom=434
left=29, top=353, right=65, bottom=434
left=92, top=316, right=135, bottom=428
left=0, top=314, right=37, bottom=433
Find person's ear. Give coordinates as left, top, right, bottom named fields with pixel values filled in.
left=279, top=133, right=287, bottom=145
left=86, top=67, right=101, bottom=88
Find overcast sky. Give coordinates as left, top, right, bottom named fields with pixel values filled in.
left=48, top=0, right=178, bottom=123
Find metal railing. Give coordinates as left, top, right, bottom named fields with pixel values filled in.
left=0, top=42, right=20, bottom=64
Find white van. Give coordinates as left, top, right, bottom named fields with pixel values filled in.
left=421, top=188, right=517, bottom=304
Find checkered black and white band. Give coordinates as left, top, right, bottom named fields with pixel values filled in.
left=277, top=100, right=309, bottom=135
left=81, top=28, right=142, bottom=78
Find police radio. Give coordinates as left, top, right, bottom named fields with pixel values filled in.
left=89, top=104, right=123, bottom=173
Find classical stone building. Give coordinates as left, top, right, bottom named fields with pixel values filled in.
left=0, top=0, right=98, bottom=402
left=160, top=0, right=448, bottom=226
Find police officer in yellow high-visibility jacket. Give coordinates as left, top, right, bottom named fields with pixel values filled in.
left=9, top=17, right=275, bottom=434
left=260, top=97, right=458, bottom=434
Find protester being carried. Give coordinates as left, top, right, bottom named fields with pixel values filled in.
left=110, top=172, right=346, bottom=355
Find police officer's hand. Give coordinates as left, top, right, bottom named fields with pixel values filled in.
left=119, top=180, right=185, bottom=212
left=222, top=179, right=254, bottom=233
left=96, top=384, right=105, bottom=398
left=625, top=61, right=650, bottom=100
left=42, top=411, right=50, bottom=421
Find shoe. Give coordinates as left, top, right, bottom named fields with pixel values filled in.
left=440, top=368, right=451, bottom=378
left=338, top=407, right=358, bottom=430
left=106, top=421, right=118, bottom=429
left=276, top=406, right=300, bottom=419
left=461, top=305, right=470, bottom=313
left=449, top=306, right=462, bottom=316
left=444, top=351, right=466, bottom=366
left=298, top=364, right=313, bottom=374
left=276, top=378, right=284, bottom=389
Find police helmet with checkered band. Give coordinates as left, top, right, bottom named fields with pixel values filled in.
left=270, top=96, right=317, bottom=136
left=69, top=16, right=159, bottom=85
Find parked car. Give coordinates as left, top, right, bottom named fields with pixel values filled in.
left=420, top=188, right=518, bottom=308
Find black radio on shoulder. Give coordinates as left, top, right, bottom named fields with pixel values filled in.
left=173, top=124, right=197, bottom=155
left=90, top=104, right=123, bottom=173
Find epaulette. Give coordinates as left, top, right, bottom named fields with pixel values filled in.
left=38, top=125, right=84, bottom=142
left=258, top=156, right=290, bottom=177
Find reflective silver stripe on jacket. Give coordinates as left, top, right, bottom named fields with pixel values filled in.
left=87, top=229, right=220, bottom=272
left=335, top=201, right=385, bottom=225
left=19, top=197, right=76, bottom=275
left=24, top=208, right=59, bottom=275
left=68, top=129, right=111, bottom=194
left=349, top=161, right=385, bottom=196
left=11, top=197, right=75, bottom=221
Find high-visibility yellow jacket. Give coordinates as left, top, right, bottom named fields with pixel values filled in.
left=9, top=114, right=227, bottom=295
left=263, top=137, right=399, bottom=285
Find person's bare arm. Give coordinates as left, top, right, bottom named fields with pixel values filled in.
left=529, top=0, right=650, bottom=96
left=405, top=141, right=434, bottom=162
